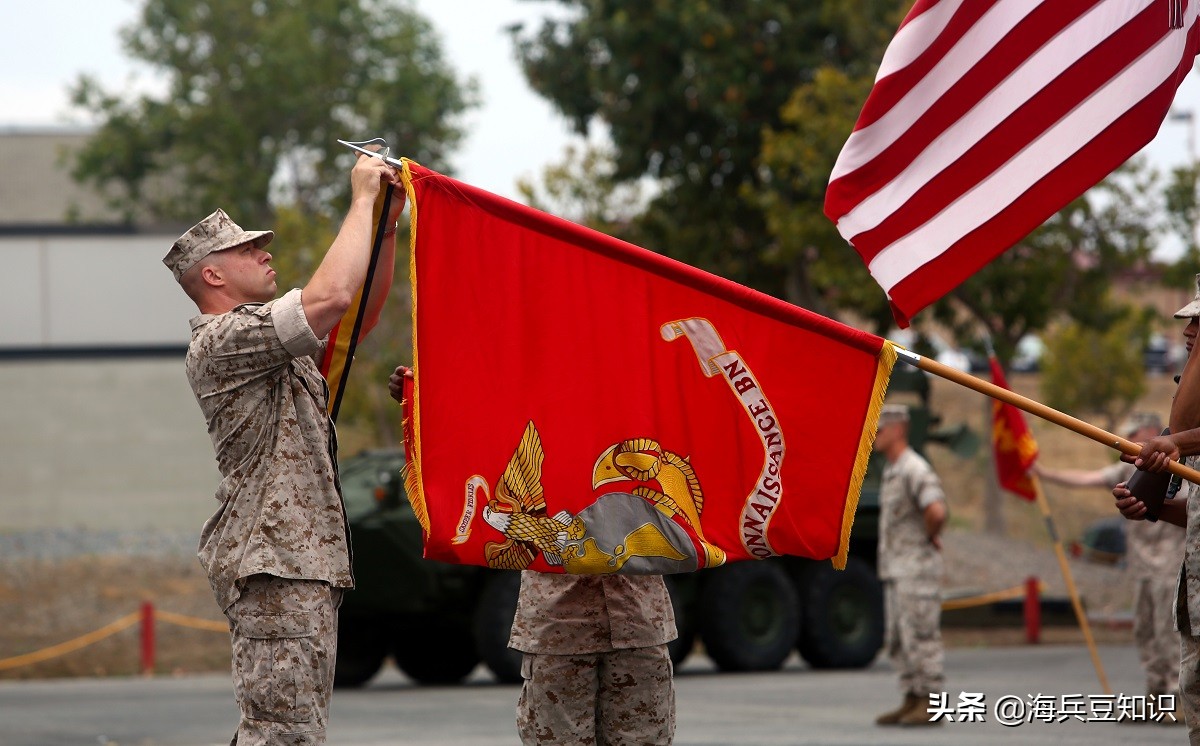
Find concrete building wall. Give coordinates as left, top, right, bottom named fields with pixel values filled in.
left=0, top=234, right=195, bottom=349
left=0, top=358, right=221, bottom=533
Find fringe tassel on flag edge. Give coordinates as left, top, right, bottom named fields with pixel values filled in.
left=397, top=158, right=898, bottom=566
left=833, top=340, right=896, bottom=569
left=399, top=159, right=431, bottom=534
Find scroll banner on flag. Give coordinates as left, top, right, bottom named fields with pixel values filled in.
left=825, top=0, right=1200, bottom=327
left=397, top=160, right=897, bottom=573
left=318, top=184, right=395, bottom=421
left=989, top=356, right=1039, bottom=501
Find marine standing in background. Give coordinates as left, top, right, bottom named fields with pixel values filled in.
left=873, top=403, right=948, bottom=727
left=165, top=153, right=404, bottom=745
left=1036, top=412, right=1184, bottom=705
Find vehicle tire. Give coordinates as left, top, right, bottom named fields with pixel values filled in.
left=473, top=571, right=524, bottom=684
left=698, top=561, right=799, bottom=672
left=663, top=575, right=694, bottom=666
left=392, top=614, right=481, bottom=685
left=334, top=613, right=388, bottom=688
left=797, top=556, right=884, bottom=669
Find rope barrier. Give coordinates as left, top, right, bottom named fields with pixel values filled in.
left=156, top=610, right=228, bottom=633
left=0, top=607, right=227, bottom=672
left=941, top=581, right=1046, bottom=611
left=0, top=612, right=140, bottom=671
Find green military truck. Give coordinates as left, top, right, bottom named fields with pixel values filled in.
left=334, top=366, right=972, bottom=687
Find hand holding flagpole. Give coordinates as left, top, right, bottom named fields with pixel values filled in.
left=894, top=346, right=1200, bottom=485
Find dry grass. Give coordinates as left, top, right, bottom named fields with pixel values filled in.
left=0, top=555, right=229, bottom=680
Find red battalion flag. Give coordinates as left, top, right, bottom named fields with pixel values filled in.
left=825, top=0, right=1200, bottom=327
left=988, top=356, right=1039, bottom=500
left=396, top=162, right=897, bottom=573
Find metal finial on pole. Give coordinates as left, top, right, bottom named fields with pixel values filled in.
left=337, top=138, right=405, bottom=169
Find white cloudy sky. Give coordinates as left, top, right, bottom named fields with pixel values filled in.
left=0, top=0, right=1196, bottom=204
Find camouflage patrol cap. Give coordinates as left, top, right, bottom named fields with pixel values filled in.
left=877, top=403, right=910, bottom=426
left=1174, top=274, right=1200, bottom=319
left=1119, top=411, right=1162, bottom=438
left=162, top=209, right=273, bottom=282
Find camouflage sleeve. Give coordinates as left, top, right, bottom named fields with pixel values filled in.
left=909, top=460, right=946, bottom=511
left=271, top=288, right=323, bottom=358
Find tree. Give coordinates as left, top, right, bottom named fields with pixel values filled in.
left=67, top=0, right=476, bottom=445
left=511, top=0, right=900, bottom=293
left=516, top=143, right=645, bottom=233
left=750, top=66, right=888, bottom=326
left=69, top=0, right=476, bottom=225
left=1161, top=162, right=1200, bottom=288
left=1039, top=311, right=1150, bottom=431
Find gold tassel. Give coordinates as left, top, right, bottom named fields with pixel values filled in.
left=833, top=341, right=897, bottom=569
left=398, top=159, right=430, bottom=535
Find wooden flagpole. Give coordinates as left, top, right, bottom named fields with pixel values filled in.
left=892, top=346, right=1200, bottom=484
left=1028, top=472, right=1112, bottom=694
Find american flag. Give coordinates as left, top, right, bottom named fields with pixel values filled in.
left=825, top=0, right=1200, bottom=327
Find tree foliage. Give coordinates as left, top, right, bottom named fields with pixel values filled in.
left=516, top=143, right=645, bottom=233
left=69, top=0, right=475, bottom=225
left=1160, top=163, right=1200, bottom=288
left=511, top=0, right=900, bottom=291
left=1039, top=311, right=1150, bottom=431
left=67, top=0, right=472, bottom=445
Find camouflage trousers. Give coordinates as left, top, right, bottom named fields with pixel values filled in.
left=223, top=574, right=342, bottom=746
left=883, top=578, right=944, bottom=697
left=1133, top=575, right=1179, bottom=695
left=1179, top=634, right=1200, bottom=742
left=516, top=645, right=675, bottom=745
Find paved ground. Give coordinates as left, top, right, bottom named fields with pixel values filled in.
left=0, top=644, right=1187, bottom=745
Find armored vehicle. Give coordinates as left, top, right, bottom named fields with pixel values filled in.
left=334, top=365, right=973, bottom=686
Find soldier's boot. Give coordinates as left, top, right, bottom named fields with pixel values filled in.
left=875, top=694, right=920, bottom=726
left=898, top=694, right=942, bottom=726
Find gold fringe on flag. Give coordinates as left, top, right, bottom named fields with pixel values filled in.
left=399, top=158, right=430, bottom=534
left=832, top=340, right=897, bottom=569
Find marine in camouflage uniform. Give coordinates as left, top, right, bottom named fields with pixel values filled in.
left=1114, top=277, right=1200, bottom=738
left=163, top=154, right=402, bottom=745
left=1097, top=459, right=1184, bottom=698
left=1039, top=414, right=1184, bottom=702
left=509, top=572, right=677, bottom=745
left=872, top=404, right=947, bottom=727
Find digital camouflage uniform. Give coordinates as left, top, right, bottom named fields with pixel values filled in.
left=878, top=446, right=946, bottom=699
left=509, top=572, right=677, bottom=745
left=1175, top=455, right=1200, bottom=740
left=186, top=288, right=353, bottom=745
left=1101, top=462, right=1184, bottom=697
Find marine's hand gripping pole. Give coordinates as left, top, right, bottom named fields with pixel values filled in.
left=893, top=346, right=1200, bottom=485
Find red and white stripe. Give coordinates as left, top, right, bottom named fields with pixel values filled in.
left=825, top=0, right=1200, bottom=327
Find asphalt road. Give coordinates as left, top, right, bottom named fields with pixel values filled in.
left=0, top=645, right=1187, bottom=746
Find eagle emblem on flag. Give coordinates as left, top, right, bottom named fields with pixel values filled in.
left=479, top=422, right=726, bottom=574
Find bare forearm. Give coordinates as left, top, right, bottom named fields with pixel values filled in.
left=1169, top=428, right=1200, bottom=458
left=303, top=197, right=378, bottom=337
left=924, top=502, right=946, bottom=542
left=1172, top=353, right=1200, bottom=433
left=1157, top=497, right=1188, bottom=528
left=1035, top=466, right=1108, bottom=488
left=359, top=234, right=397, bottom=338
